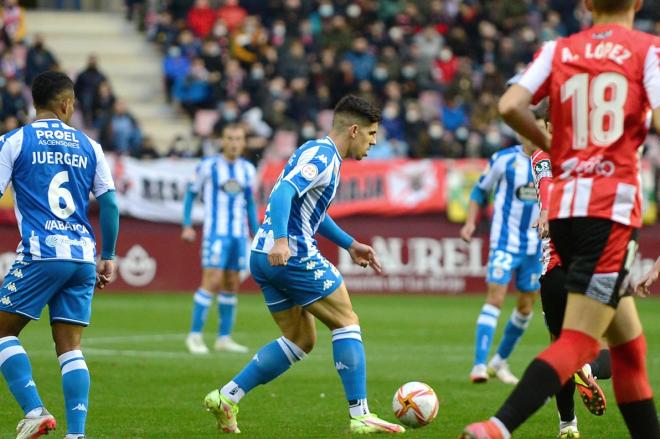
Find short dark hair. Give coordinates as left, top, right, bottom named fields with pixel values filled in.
left=31, top=71, right=74, bottom=109
left=592, top=0, right=636, bottom=13
left=221, top=122, right=246, bottom=137
left=332, top=95, right=381, bottom=127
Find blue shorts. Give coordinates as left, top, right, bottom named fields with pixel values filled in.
left=486, top=248, right=542, bottom=293
left=202, top=236, right=247, bottom=271
left=0, top=260, right=96, bottom=326
left=250, top=251, right=343, bottom=312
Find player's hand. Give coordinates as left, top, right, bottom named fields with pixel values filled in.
left=96, top=259, right=115, bottom=290
left=348, top=241, right=382, bottom=274
left=268, top=237, right=290, bottom=266
left=460, top=222, right=476, bottom=243
left=634, top=264, right=659, bottom=298
left=181, top=226, right=196, bottom=243
left=532, top=209, right=549, bottom=239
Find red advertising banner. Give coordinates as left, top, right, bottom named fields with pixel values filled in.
left=256, top=159, right=447, bottom=219
left=1, top=216, right=659, bottom=296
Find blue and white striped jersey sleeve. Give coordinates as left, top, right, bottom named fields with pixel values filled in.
left=243, top=160, right=257, bottom=191
left=283, top=145, right=335, bottom=197
left=0, top=130, right=22, bottom=196
left=189, top=159, right=212, bottom=194
left=90, top=138, right=115, bottom=198
left=475, top=153, right=506, bottom=194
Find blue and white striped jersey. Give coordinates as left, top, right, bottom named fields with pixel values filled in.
left=189, top=155, right=256, bottom=239
left=474, top=145, right=540, bottom=255
left=0, top=119, right=115, bottom=263
left=251, top=136, right=342, bottom=258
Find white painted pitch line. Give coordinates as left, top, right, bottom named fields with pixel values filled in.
left=83, top=333, right=187, bottom=344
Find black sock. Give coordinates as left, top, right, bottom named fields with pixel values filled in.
left=618, top=399, right=660, bottom=439
left=589, top=349, right=611, bottom=380
left=495, top=359, right=562, bottom=432
left=556, top=379, right=576, bottom=422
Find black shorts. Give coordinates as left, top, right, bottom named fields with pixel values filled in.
left=549, top=218, right=638, bottom=308
left=540, top=265, right=567, bottom=339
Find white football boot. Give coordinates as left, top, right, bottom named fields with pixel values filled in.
left=186, top=333, right=210, bottom=354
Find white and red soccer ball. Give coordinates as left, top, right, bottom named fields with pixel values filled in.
left=392, top=381, right=439, bottom=428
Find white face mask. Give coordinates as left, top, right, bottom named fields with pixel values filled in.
left=347, top=4, right=361, bottom=18
left=383, top=107, right=398, bottom=119
left=302, top=126, right=315, bottom=138
left=373, top=67, right=388, bottom=80
left=406, top=111, right=420, bottom=123
left=429, top=125, right=443, bottom=139
left=402, top=66, right=417, bottom=79
left=319, top=4, right=334, bottom=17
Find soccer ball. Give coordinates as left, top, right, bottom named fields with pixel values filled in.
left=392, top=381, right=439, bottom=428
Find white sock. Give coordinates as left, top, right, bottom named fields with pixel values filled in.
left=559, top=416, right=578, bottom=429
left=490, top=417, right=512, bottom=439
left=349, top=398, right=370, bottom=418
left=489, top=353, right=504, bottom=366
left=65, top=435, right=84, bottom=439
left=221, top=380, right=245, bottom=404
left=25, top=407, right=44, bottom=419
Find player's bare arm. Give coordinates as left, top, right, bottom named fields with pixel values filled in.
left=460, top=200, right=479, bottom=243
left=499, top=85, right=551, bottom=151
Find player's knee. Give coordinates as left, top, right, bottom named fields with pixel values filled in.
left=516, top=291, right=536, bottom=313
left=288, top=332, right=315, bottom=354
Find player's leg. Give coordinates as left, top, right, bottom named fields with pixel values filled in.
left=472, top=276, right=509, bottom=383
left=186, top=238, right=223, bottom=354
left=187, top=267, right=223, bottom=354
left=49, top=262, right=96, bottom=439
left=214, top=237, right=247, bottom=353
left=52, top=323, right=88, bottom=439
left=204, top=252, right=312, bottom=432
left=305, top=282, right=404, bottom=433
left=462, top=218, right=627, bottom=438
left=206, top=305, right=314, bottom=433
left=488, top=253, right=539, bottom=384
left=538, top=266, right=580, bottom=437
left=605, top=296, right=660, bottom=438
left=0, top=261, right=58, bottom=439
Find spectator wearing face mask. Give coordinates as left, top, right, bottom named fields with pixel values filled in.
left=163, top=46, right=191, bottom=102
left=344, top=37, right=375, bottom=82
left=173, top=57, right=212, bottom=116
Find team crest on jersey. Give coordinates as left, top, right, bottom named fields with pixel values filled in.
left=534, top=159, right=552, bottom=179
left=301, top=163, right=319, bottom=181
left=222, top=179, right=242, bottom=194
left=516, top=182, right=538, bottom=203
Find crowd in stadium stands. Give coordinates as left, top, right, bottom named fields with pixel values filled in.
left=0, top=0, right=146, bottom=156
left=137, top=0, right=659, bottom=164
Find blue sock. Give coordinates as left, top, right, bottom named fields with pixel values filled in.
left=190, top=289, right=212, bottom=333
left=224, top=337, right=306, bottom=402
left=496, top=310, right=533, bottom=360
left=218, top=292, right=237, bottom=338
left=0, top=336, right=43, bottom=414
left=332, top=326, right=367, bottom=403
left=59, top=350, right=89, bottom=435
left=474, top=304, right=500, bottom=366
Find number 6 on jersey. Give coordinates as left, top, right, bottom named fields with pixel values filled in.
left=48, top=170, right=76, bottom=219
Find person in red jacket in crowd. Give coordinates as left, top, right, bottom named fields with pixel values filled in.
left=187, top=0, right=217, bottom=39
left=217, top=0, right=247, bottom=33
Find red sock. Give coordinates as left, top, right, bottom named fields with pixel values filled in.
left=538, top=329, right=600, bottom=384
left=611, top=335, right=653, bottom=404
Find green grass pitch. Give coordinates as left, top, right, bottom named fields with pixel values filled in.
left=0, top=293, right=658, bottom=438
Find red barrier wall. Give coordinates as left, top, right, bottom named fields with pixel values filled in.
left=1, top=216, right=659, bottom=295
